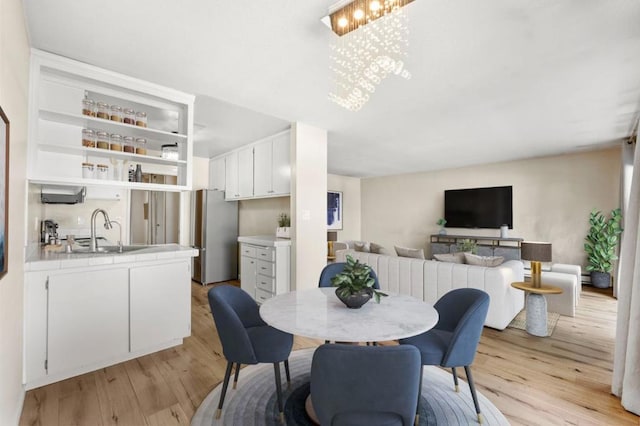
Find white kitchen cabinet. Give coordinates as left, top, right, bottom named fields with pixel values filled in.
left=225, top=151, right=239, bottom=200
left=209, top=156, right=226, bottom=191
left=27, top=49, right=194, bottom=192
left=130, top=262, right=190, bottom=352
left=253, top=142, right=272, bottom=197
left=271, top=131, right=291, bottom=195
left=239, top=237, right=290, bottom=303
left=238, top=147, right=254, bottom=198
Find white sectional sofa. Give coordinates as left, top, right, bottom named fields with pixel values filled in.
left=336, top=249, right=525, bottom=330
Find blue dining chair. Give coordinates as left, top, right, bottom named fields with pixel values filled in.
left=311, top=344, right=422, bottom=426
left=208, top=285, right=293, bottom=422
left=399, top=288, right=490, bottom=424
left=319, top=262, right=380, bottom=288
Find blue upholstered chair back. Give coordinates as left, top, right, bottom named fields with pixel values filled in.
left=435, top=288, right=490, bottom=367
left=311, top=344, right=421, bottom=426
left=318, top=262, right=380, bottom=289
left=208, top=285, right=265, bottom=364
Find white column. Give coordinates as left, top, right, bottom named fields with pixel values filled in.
left=290, top=123, right=328, bottom=291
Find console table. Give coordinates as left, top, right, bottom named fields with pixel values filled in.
left=430, top=234, right=523, bottom=261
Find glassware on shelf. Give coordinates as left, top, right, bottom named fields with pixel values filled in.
left=111, top=158, right=125, bottom=181
left=82, top=128, right=96, bottom=148
left=123, top=136, right=135, bottom=153
left=96, top=102, right=109, bottom=119
left=82, top=99, right=95, bottom=117
left=97, top=164, right=109, bottom=180
left=109, top=133, right=123, bottom=151
left=135, top=111, right=147, bottom=127
left=82, top=162, right=95, bottom=179
left=134, top=164, right=143, bottom=182
left=123, top=108, right=135, bottom=125
left=96, top=131, right=109, bottom=149
left=161, top=143, right=179, bottom=160
left=135, top=137, right=147, bottom=155
left=110, top=105, right=123, bottom=122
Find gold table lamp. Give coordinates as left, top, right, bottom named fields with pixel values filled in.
left=521, top=242, right=552, bottom=288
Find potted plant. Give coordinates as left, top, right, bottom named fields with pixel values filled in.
left=331, top=255, right=388, bottom=308
left=584, top=208, right=623, bottom=288
left=436, top=218, right=447, bottom=235
left=456, top=239, right=478, bottom=254
left=276, top=213, right=291, bottom=239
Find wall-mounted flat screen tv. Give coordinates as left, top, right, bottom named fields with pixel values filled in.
left=444, top=186, right=513, bottom=229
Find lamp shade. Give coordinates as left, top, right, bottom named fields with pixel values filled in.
left=521, top=241, right=552, bottom=262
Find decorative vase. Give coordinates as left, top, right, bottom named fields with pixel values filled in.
left=439, top=227, right=447, bottom=235
left=500, top=225, right=508, bottom=238
left=336, top=288, right=372, bottom=309
left=591, top=271, right=611, bottom=288
left=276, top=227, right=290, bottom=239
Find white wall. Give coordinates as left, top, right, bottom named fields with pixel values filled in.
left=328, top=174, right=361, bottom=242
left=239, top=197, right=290, bottom=236
left=361, top=148, right=621, bottom=267
left=192, top=156, right=210, bottom=190
left=0, top=0, right=29, bottom=422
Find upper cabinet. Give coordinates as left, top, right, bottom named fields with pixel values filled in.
left=211, top=129, right=291, bottom=201
left=27, top=49, right=195, bottom=192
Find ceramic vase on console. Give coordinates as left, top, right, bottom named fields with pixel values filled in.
left=336, top=288, right=372, bottom=309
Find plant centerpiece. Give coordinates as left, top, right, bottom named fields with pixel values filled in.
left=436, top=218, right=447, bottom=235
left=276, top=213, right=291, bottom=239
left=584, top=208, right=623, bottom=288
left=331, top=255, right=388, bottom=309
left=456, top=238, right=478, bottom=254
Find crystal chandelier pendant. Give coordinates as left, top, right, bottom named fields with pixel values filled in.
left=326, top=0, right=412, bottom=112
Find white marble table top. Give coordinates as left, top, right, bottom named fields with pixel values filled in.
left=259, top=287, right=439, bottom=342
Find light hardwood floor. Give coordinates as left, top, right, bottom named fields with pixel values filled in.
left=19, top=283, right=640, bottom=425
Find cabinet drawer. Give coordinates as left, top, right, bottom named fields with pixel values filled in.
left=257, top=260, right=275, bottom=277
left=256, top=274, right=275, bottom=293
left=241, top=245, right=257, bottom=258
left=255, top=288, right=273, bottom=304
left=256, top=247, right=275, bottom=262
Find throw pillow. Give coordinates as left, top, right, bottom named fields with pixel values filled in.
left=433, top=252, right=466, bottom=264
left=394, top=245, right=425, bottom=259
left=464, top=253, right=504, bottom=267
left=369, top=242, right=386, bottom=254
left=354, top=242, right=370, bottom=252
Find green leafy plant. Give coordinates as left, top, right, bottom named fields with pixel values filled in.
left=331, top=255, right=388, bottom=303
left=456, top=238, right=478, bottom=254
left=277, top=213, right=290, bottom=227
left=436, top=218, right=447, bottom=227
left=584, top=208, right=623, bottom=273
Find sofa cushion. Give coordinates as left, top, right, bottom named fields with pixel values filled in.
left=395, top=246, right=425, bottom=259
left=433, top=252, right=465, bottom=264
left=370, top=242, right=386, bottom=254
left=354, top=242, right=370, bottom=252
left=464, top=253, right=504, bottom=267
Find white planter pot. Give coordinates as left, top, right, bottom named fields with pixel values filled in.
left=276, top=227, right=291, bottom=239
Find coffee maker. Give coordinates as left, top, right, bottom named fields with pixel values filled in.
left=40, top=219, right=59, bottom=245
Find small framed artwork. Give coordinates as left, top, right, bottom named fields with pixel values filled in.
left=0, top=106, right=8, bottom=279
left=327, top=191, right=343, bottom=230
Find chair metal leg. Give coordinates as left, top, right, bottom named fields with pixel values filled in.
left=284, top=359, right=291, bottom=386
left=464, top=366, right=482, bottom=424
left=452, top=367, right=460, bottom=392
left=415, top=365, right=423, bottom=425
left=216, top=361, right=234, bottom=419
left=274, top=362, right=284, bottom=422
left=233, top=363, right=241, bottom=389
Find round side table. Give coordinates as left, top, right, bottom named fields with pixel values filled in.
left=511, top=282, right=563, bottom=337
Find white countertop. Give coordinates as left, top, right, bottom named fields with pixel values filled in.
left=238, top=235, right=291, bottom=247
left=25, top=244, right=198, bottom=271
left=260, top=287, right=439, bottom=342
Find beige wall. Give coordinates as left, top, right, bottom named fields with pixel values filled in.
left=328, top=174, right=361, bottom=241
left=239, top=196, right=290, bottom=236
left=361, top=148, right=621, bottom=267
left=0, top=0, right=29, bottom=421
left=192, top=156, right=210, bottom=190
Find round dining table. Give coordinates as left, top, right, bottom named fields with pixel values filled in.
left=259, top=287, right=439, bottom=343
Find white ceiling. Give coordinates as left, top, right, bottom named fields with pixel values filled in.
left=23, top=0, right=640, bottom=177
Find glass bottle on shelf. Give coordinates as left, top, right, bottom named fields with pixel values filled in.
left=123, top=108, right=135, bottom=125
left=82, top=99, right=95, bottom=117
left=110, top=105, right=123, bottom=122
left=135, top=137, right=147, bottom=155
left=82, top=162, right=95, bottom=179
left=97, top=164, right=109, bottom=180
left=82, top=128, right=96, bottom=148
left=96, top=102, right=109, bottom=119
left=134, top=164, right=142, bottom=182
left=96, top=131, right=110, bottom=149
left=123, top=136, right=135, bottom=153
left=109, top=134, right=123, bottom=151
left=135, top=111, right=147, bottom=127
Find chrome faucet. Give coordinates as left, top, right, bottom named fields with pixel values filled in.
left=90, top=208, right=112, bottom=252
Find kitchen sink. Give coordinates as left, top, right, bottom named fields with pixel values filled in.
left=71, top=245, right=151, bottom=254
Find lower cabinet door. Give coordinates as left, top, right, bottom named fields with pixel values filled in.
left=47, top=268, right=129, bottom=376
left=129, top=261, right=190, bottom=352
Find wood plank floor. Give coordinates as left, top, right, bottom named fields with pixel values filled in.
left=19, top=283, right=640, bottom=425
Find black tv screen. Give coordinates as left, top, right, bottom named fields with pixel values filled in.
left=444, top=186, right=513, bottom=229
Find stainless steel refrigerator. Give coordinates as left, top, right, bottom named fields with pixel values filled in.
left=191, top=189, right=238, bottom=284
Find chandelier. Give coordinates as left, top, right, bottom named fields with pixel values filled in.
left=324, top=0, right=414, bottom=112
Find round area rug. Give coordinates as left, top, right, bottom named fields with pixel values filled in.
left=191, top=349, right=509, bottom=425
